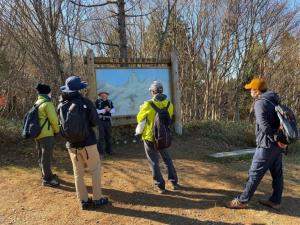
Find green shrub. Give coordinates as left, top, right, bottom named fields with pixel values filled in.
left=0, top=118, right=25, bottom=148
left=184, top=120, right=256, bottom=147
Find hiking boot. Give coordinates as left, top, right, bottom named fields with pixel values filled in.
left=171, top=183, right=179, bottom=191
left=42, top=176, right=60, bottom=187
left=93, top=197, right=109, bottom=208
left=225, top=198, right=247, bottom=209
left=259, top=199, right=281, bottom=210
left=81, top=198, right=93, bottom=210
left=156, top=187, right=166, bottom=194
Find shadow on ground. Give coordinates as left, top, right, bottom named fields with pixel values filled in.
left=54, top=178, right=300, bottom=220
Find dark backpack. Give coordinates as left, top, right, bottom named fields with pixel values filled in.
left=58, top=97, right=90, bottom=143
left=22, top=101, right=49, bottom=139
left=149, top=101, right=172, bottom=149
left=260, top=98, right=299, bottom=145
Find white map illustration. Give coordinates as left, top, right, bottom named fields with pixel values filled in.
left=96, top=68, right=172, bottom=116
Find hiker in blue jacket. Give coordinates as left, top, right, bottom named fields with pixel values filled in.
left=226, top=78, right=288, bottom=209
left=59, top=76, right=108, bottom=210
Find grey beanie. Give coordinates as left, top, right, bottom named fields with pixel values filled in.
left=149, top=81, right=163, bottom=93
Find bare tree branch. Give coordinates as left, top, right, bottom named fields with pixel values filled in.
left=69, top=0, right=118, bottom=8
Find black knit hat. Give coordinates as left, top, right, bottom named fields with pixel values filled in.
left=36, top=83, right=51, bottom=95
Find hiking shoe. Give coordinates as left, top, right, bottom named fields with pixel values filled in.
left=259, top=199, right=281, bottom=210
left=171, top=183, right=179, bottom=190
left=42, top=177, right=60, bottom=187
left=225, top=198, right=247, bottom=209
left=81, top=198, right=93, bottom=210
left=157, top=188, right=166, bottom=194
left=93, top=197, right=109, bottom=208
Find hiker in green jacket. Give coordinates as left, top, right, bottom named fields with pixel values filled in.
left=35, top=84, right=60, bottom=187
left=137, top=81, right=178, bottom=194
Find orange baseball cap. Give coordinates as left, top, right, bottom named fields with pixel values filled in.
left=244, top=78, right=267, bottom=91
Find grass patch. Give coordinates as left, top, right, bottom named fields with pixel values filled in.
left=184, top=120, right=256, bottom=148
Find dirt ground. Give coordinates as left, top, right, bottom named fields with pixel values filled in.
left=0, top=134, right=300, bottom=225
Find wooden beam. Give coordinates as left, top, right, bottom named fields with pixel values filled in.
left=171, top=49, right=183, bottom=135
left=86, top=49, right=97, bottom=101
left=111, top=116, right=137, bottom=127
left=84, top=57, right=171, bottom=65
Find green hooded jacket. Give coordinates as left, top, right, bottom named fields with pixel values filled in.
left=35, top=95, right=60, bottom=140
left=137, top=94, right=173, bottom=142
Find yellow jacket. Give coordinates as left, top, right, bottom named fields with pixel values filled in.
left=35, top=95, right=60, bottom=140
left=137, top=95, right=173, bottom=142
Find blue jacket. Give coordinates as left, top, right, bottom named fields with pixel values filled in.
left=255, top=91, right=280, bottom=149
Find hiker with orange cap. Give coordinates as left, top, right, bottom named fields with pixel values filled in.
left=226, top=78, right=287, bottom=210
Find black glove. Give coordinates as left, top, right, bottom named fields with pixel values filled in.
left=274, top=129, right=288, bottom=145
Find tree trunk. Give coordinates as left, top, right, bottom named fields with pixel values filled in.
left=117, top=0, right=128, bottom=61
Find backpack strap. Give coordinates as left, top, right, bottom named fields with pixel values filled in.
left=257, top=97, right=278, bottom=107
left=41, top=118, right=49, bottom=130
left=97, top=99, right=112, bottom=109
left=34, top=100, right=49, bottom=108
left=108, top=99, right=112, bottom=109
left=166, top=101, right=170, bottom=110
left=97, top=98, right=103, bottom=109
left=148, top=101, right=160, bottom=112
left=34, top=100, right=50, bottom=130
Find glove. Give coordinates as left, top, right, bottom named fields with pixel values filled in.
left=274, top=129, right=288, bottom=145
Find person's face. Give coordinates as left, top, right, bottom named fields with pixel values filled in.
left=80, top=89, right=88, bottom=95
left=101, top=93, right=108, bottom=100
left=250, top=89, right=261, bottom=99
left=150, top=90, right=156, bottom=96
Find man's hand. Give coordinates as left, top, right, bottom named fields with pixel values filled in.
left=105, top=106, right=111, bottom=112
left=277, top=141, right=288, bottom=149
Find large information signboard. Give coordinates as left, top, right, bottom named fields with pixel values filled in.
left=85, top=51, right=182, bottom=134
left=95, top=68, right=172, bottom=116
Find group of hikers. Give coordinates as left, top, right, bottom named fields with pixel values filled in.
left=26, top=75, right=296, bottom=211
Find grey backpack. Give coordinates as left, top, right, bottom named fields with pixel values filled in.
left=260, top=98, right=298, bottom=145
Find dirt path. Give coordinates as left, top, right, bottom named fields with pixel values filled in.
left=1, top=137, right=300, bottom=225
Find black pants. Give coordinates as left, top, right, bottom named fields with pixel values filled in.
left=97, top=119, right=112, bottom=154
left=36, top=136, right=55, bottom=181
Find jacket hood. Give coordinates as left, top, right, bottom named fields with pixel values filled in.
left=259, top=91, right=280, bottom=105
left=36, top=94, right=52, bottom=104
left=154, top=93, right=167, bottom=102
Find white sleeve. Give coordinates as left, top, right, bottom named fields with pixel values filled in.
left=110, top=108, right=116, bottom=114
left=96, top=109, right=106, bottom=114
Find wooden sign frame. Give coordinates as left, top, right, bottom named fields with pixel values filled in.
left=85, top=49, right=182, bottom=135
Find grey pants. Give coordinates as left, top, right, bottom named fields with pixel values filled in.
left=36, top=136, right=55, bottom=181
left=144, top=140, right=178, bottom=189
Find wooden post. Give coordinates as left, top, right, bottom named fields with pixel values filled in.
left=86, top=49, right=97, bottom=101
left=171, top=49, right=183, bottom=135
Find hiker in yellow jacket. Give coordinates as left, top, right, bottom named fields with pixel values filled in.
left=137, top=81, right=178, bottom=193
left=35, top=84, right=60, bottom=187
